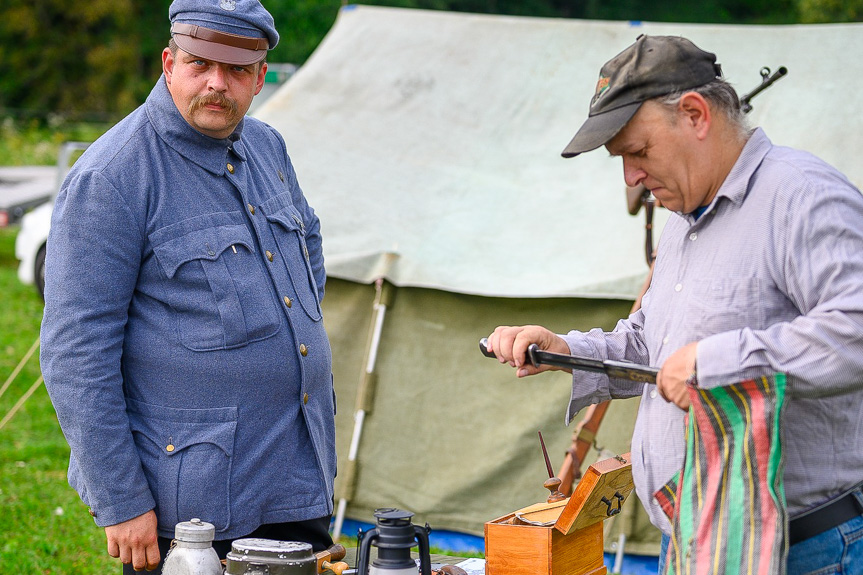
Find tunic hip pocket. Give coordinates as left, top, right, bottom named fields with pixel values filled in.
left=127, top=398, right=237, bottom=534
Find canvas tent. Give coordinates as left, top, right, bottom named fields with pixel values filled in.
left=254, top=5, right=863, bottom=556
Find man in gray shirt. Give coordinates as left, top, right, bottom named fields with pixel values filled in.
left=486, top=35, right=863, bottom=573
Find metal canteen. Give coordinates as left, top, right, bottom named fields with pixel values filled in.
left=225, top=538, right=317, bottom=574
left=161, top=518, right=223, bottom=575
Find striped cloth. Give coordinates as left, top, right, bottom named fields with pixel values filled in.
left=655, top=374, right=788, bottom=575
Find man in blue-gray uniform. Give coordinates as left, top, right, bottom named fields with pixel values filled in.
left=40, top=1, right=336, bottom=572
left=486, top=35, right=863, bottom=573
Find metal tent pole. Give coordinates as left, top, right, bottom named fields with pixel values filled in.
left=332, top=253, right=398, bottom=539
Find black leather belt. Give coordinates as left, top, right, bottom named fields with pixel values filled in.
left=789, top=491, right=863, bottom=546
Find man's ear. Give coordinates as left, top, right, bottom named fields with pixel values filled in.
left=162, top=48, right=174, bottom=86
left=254, top=61, right=268, bottom=96
left=678, top=92, right=711, bottom=140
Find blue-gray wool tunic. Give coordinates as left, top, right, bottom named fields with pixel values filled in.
left=40, top=75, right=335, bottom=539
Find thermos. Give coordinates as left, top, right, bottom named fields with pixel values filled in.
left=355, top=508, right=432, bottom=575
left=161, top=518, right=223, bottom=575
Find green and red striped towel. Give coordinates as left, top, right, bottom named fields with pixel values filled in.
left=655, top=374, right=787, bottom=575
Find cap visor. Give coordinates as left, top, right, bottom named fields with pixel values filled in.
left=561, top=102, right=641, bottom=158
left=173, top=34, right=265, bottom=66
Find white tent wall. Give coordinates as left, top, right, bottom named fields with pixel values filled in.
left=254, top=5, right=863, bottom=555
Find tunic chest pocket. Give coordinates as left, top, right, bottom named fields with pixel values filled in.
left=152, top=217, right=281, bottom=351
left=264, top=205, right=322, bottom=322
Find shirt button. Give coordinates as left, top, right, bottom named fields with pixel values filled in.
left=284, top=296, right=292, bottom=308
left=248, top=203, right=256, bottom=215
left=266, top=250, right=274, bottom=262
left=227, top=163, right=235, bottom=174
left=675, top=283, right=683, bottom=292
left=663, top=336, right=669, bottom=344
left=303, top=393, right=309, bottom=405
left=650, top=389, right=658, bottom=399
left=300, top=343, right=308, bottom=356
left=689, top=232, right=697, bottom=241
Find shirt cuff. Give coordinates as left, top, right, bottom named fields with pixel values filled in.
left=695, top=330, right=744, bottom=389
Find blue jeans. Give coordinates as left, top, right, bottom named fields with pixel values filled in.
left=787, top=491, right=863, bottom=575
left=657, top=532, right=670, bottom=574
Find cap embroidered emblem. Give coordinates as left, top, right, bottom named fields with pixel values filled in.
left=219, top=0, right=236, bottom=10
left=592, top=76, right=610, bottom=105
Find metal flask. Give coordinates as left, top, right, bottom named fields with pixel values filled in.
left=161, top=518, right=223, bottom=575
left=355, top=509, right=432, bottom=575
left=225, top=538, right=317, bottom=575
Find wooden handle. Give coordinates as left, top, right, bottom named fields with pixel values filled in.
left=321, top=560, right=350, bottom=575
left=316, top=543, right=347, bottom=571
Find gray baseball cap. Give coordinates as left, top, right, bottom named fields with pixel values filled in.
left=561, top=35, right=722, bottom=158
left=169, top=0, right=279, bottom=66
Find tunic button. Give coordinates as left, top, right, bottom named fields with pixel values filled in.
left=88, top=508, right=97, bottom=518
left=304, top=246, right=309, bottom=259
left=227, top=163, right=235, bottom=174
left=266, top=250, right=274, bottom=262
left=689, top=232, right=697, bottom=241
left=278, top=169, right=285, bottom=182
left=284, top=296, right=292, bottom=308
left=303, top=393, right=309, bottom=405
left=674, top=283, right=683, bottom=292
left=300, top=344, right=308, bottom=356
left=248, top=203, right=256, bottom=215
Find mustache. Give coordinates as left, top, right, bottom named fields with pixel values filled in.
left=188, top=92, right=239, bottom=118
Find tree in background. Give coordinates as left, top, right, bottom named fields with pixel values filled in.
left=798, top=0, right=863, bottom=21
left=0, top=0, right=172, bottom=121
left=0, top=0, right=859, bottom=123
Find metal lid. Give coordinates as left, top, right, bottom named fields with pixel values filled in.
left=226, top=539, right=316, bottom=572
left=174, top=518, right=216, bottom=543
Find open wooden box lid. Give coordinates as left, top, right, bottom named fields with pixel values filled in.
left=552, top=452, right=634, bottom=535
left=511, top=452, right=635, bottom=536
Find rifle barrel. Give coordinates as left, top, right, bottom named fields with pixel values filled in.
left=740, top=66, right=788, bottom=113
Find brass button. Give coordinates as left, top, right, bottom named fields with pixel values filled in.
left=227, top=163, right=235, bottom=174
left=283, top=296, right=292, bottom=308
left=303, top=393, right=309, bottom=405
left=88, top=508, right=97, bottom=518
left=299, top=344, right=308, bottom=356
left=166, top=444, right=175, bottom=452
left=266, top=250, right=273, bottom=262
left=248, top=203, right=255, bottom=215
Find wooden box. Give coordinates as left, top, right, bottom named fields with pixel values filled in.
left=484, top=453, right=634, bottom=575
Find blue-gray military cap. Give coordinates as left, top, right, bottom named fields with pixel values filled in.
left=169, top=0, right=279, bottom=66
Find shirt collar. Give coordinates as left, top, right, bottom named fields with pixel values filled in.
left=145, top=75, right=247, bottom=175
left=680, top=128, right=772, bottom=223
left=712, top=127, right=772, bottom=207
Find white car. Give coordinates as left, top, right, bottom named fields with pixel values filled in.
left=15, top=200, right=53, bottom=298
left=15, top=142, right=90, bottom=299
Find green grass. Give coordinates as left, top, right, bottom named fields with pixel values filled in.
left=0, top=227, right=118, bottom=573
